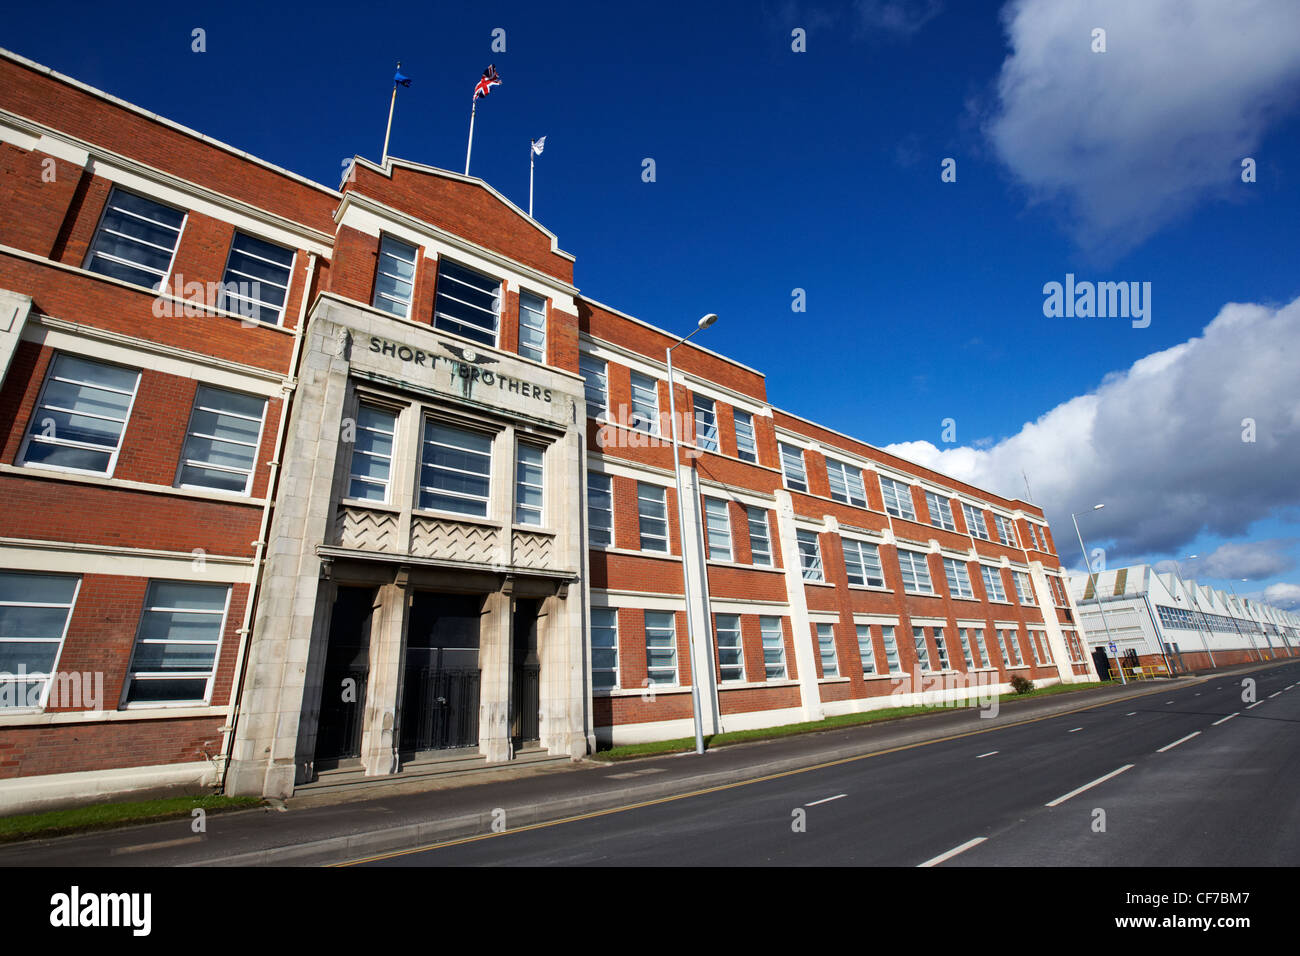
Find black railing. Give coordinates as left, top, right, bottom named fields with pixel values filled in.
left=400, top=667, right=480, bottom=753
left=316, top=668, right=368, bottom=761
left=511, top=663, right=540, bottom=743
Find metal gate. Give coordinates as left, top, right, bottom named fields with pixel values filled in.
left=400, top=666, right=480, bottom=752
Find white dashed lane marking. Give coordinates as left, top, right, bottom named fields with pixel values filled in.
left=1157, top=732, right=1201, bottom=753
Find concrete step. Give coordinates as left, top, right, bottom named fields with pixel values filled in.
left=295, top=745, right=566, bottom=796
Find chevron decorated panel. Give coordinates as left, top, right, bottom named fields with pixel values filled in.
left=410, top=516, right=501, bottom=563
left=512, top=530, right=555, bottom=570
left=335, top=506, right=399, bottom=552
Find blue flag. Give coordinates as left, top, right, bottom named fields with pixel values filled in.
left=394, top=69, right=411, bottom=88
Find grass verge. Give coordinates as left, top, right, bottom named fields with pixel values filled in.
left=0, top=794, right=264, bottom=844
left=592, top=679, right=1119, bottom=761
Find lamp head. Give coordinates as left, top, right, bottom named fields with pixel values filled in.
left=1093, top=503, right=1105, bottom=510
left=698, top=313, right=718, bottom=330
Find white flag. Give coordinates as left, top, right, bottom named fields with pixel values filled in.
left=531, top=136, right=546, bottom=156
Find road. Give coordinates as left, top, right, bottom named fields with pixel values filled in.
left=349, top=660, right=1300, bottom=867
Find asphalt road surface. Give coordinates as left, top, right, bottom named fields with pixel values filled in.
left=350, top=660, right=1300, bottom=867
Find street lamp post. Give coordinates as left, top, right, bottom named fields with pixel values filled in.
left=1222, top=579, right=1260, bottom=661
left=1229, top=580, right=1266, bottom=661
left=1173, top=555, right=1216, bottom=669
left=666, top=313, right=718, bottom=756
left=1072, top=504, right=1124, bottom=684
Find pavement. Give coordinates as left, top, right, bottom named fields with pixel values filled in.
left=0, top=660, right=1291, bottom=867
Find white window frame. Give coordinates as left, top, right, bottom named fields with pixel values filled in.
left=715, top=613, right=744, bottom=683
left=926, top=492, right=956, bottom=532
left=759, top=615, right=787, bottom=680
left=880, top=476, right=916, bottom=521
left=826, top=459, right=867, bottom=507
left=703, top=496, right=733, bottom=562
left=796, top=529, right=823, bottom=582
left=591, top=607, right=619, bottom=690
left=733, top=409, right=757, bottom=463
left=816, top=623, right=839, bottom=678
left=856, top=625, right=877, bottom=675
left=83, top=186, right=186, bottom=291
left=943, top=558, right=975, bottom=600
left=933, top=627, right=951, bottom=670
left=958, top=628, right=975, bottom=669
left=896, top=548, right=934, bottom=594
left=514, top=441, right=545, bottom=526
left=973, top=627, right=991, bottom=668
left=637, top=482, right=670, bottom=553
left=881, top=625, right=900, bottom=674
left=517, top=289, right=547, bottom=363
left=122, top=580, right=230, bottom=706
left=433, top=258, right=501, bottom=347
left=419, top=419, right=494, bottom=517
left=219, top=231, right=296, bottom=326
left=579, top=354, right=608, bottom=420
left=175, top=385, right=268, bottom=496
left=995, top=514, right=1018, bottom=547
left=746, top=506, right=773, bottom=567
left=981, top=565, right=1007, bottom=602
left=1014, top=571, right=1036, bottom=605
left=911, top=627, right=932, bottom=672
left=346, top=402, right=399, bottom=503
left=373, top=234, right=418, bottom=319
left=629, top=371, right=660, bottom=435
left=693, top=395, right=719, bottom=452
left=843, top=538, right=886, bottom=588
left=19, top=353, right=142, bottom=478
left=644, top=610, right=678, bottom=687
left=587, top=472, right=613, bottom=548
left=963, top=503, right=990, bottom=540
left=779, top=443, right=807, bottom=493
left=0, top=571, right=80, bottom=710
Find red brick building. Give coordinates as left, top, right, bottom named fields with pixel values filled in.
left=0, top=47, right=1095, bottom=809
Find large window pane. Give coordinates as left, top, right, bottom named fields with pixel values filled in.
left=637, top=482, right=669, bottom=552
left=588, top=472, right=613, bottom=547
left=591, top=607, right=618, bottom=690
left=515, top=442, right=544, bottom=525
left=518, top=290, right=547, bottom=362
left=219, top=231, right=294, bottom=325
left=177, top=386, right=266, bottom=494
left=644, top=610, right=677, bottom=685
left=715, top=614, right=744, bottom=682
left=0, top=572, right=79, bottom=709
left=85, top=188, right=184, bottom=290
left=420, top=421, right=493, bottom=516
left=124, top=581, right=228, bottom=704
left=347, top=404, right=397, bottom=501
left=704, top=497, right=732, bottom=561
left=434, top=259, right=500, bottom=346
left=373, top=235, right=418, bottom=318
left=21, top=354, right=140, bottom=475
left=760, top=616, right=786, bottom=679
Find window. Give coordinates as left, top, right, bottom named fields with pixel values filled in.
left=85, top=187, right=184, bottom=290
left=1014, top=571, right=1035, bottom=605
left=587, top=472, right=613, bottom=548
left=880, top=476, right=916, bottom=520
left=518, top=291, right=547, bottom=362
left=747, top=507, right=773, bottom=567
left=760, top=616, right=786, bottom=679
left=420, top=421, right=492, bottom=516
left=881, top=625, right=900, bottom=674
left=219, top=231, right=294, bottom=325
left=591, top=608, right=618, bottom=690
left=123, top=581, right=229, bottom=704
left=1031, top=631, right=1052, bottom=665
left=981, top=566, right=1007, bottom=602
left=637, top=482, right=669, bottom=553
left=629, top=372, right=659, bottom=434
left=943, top=558, right=974, bottom=599
left=644, top=610, right=677, bottom=686
left=1000, top=628, right=1023, bottom=667
left=843, top=539, right=885, bottom=588
left=826, top=459, right=867, bottom=506
left=926, top=492, right=956, bottom=531
left=933, top=627, right=951, bottom=670
left=995, top=514, right=1018, bottom=547
left=779, top=443, right=807, bottom=492
left=20, top=354, right=140, bottom=475
left=373, top=235, right=418, bottom=318
left=715, top=614, right=744, bottom=682
left=896, top=549, right=934, bottom=594
left=973, top=628, right=991, bottom=668
left=347, top=404, right=397, bottom=502
left=693, top=396, right=718, bottom=452
left=579, top=354, right=608, bottom=419
left=962, top=503, right=990, bottom=540
left=177, top=386, right=267, bottom=494
left=733, top=410, right=757, bottom=463
left=1036, top=525, right=1051, bottom=552
left=911, top=627, right=932, bottom=671
left=816, top=623, right=839, bottom=677
left=434, top=259, right=500, bottom=346
left=856, top=625, right=877, bottom=675
left=703, top=497, right=732, bottom=561
left=958, top=629, right=975, bottom=669
left=0, top=571, right=79, bottom=709
left=514, top=443, right=544, bottom=526
left=796, top=530, right=823, bottom=582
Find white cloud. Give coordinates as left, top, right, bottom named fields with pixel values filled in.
left=854, top=0, right=943, bottom=37
left=1262, top=582, right=1300, bottom=609
left=987, top=0, right=1300, bottom=257
left=1178, top=540, right=1297, bottom=581
left=883, top=295, right=1300, bottom=567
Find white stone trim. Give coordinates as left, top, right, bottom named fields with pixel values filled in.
left=0, top=538, right=255, bottom=582
left=0, top=759, right=218, bottom=815
left=0, top=463, right=270, bottom=511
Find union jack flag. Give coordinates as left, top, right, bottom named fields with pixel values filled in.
left=473, top=65, right=501, bottom=100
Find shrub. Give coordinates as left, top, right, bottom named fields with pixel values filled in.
left=1009, top=675, right=1035, bottom=695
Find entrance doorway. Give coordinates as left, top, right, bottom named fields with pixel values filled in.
left=314, top=586, right=375, bottom=766
left=400, top=592, right=482, bottom=755
left=511, top=598, right=541, bottom=749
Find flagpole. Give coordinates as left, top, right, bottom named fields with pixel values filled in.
left=529, top=144, right=535, bottom=218
left=382, top=61, right=401, bottom=166
left=465, top=100, right=477, bottom=176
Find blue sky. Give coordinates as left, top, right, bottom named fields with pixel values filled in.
left=7, top=0, right=1300, bottom=605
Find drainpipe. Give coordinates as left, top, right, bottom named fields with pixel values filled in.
left=217, top=252, right=318, bottom=785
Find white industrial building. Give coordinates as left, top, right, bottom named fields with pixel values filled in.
left=1066, top=565, right=1300, bottom=674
